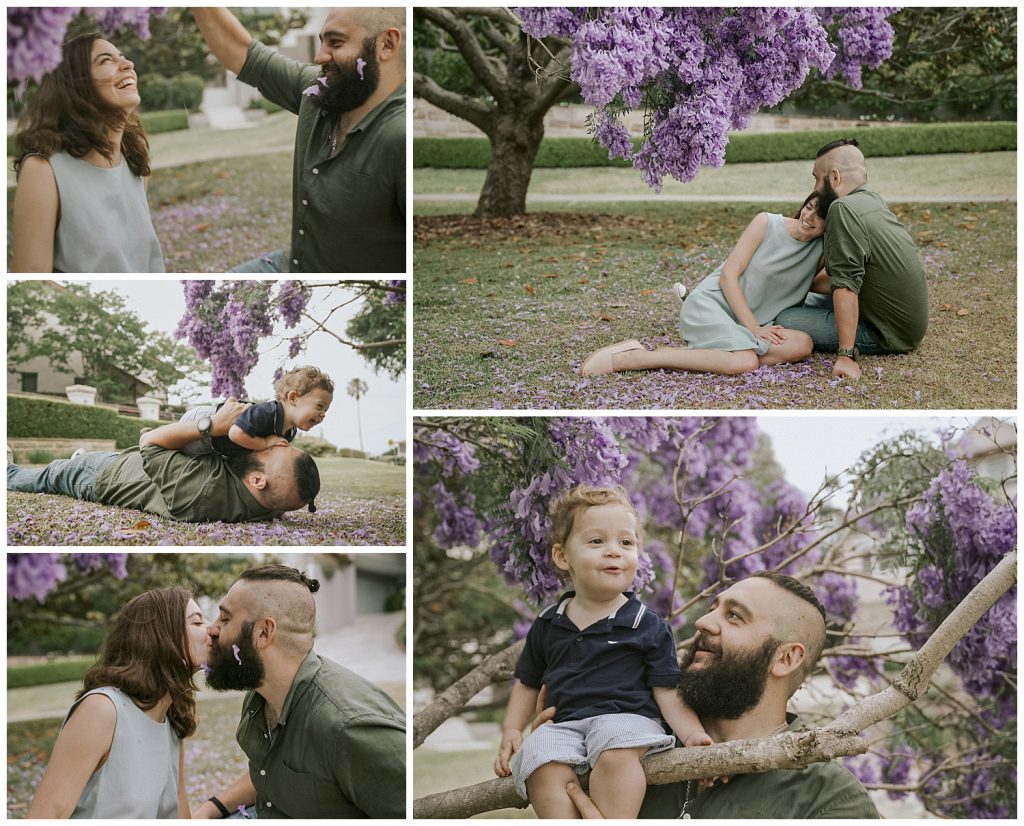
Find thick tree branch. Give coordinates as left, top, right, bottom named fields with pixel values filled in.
left=414, top=639, right=524, bottom=748
left=415, top=7, right=508, bottom=103
left=413, top=71, right=492, bottom=132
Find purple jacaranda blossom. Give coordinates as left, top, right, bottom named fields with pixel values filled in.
left=302, top=75, right=330, bottom=97
left=514, top=6, right=897, bottom=191
left=356, top=57, right=366, bottom=79
left=238, top=806, right=251, bottom=819
left=232, top=644, right=242, bottom=665
left=201, top=662, right=212, bottom=678
left=8, top=553, right=66, bottom=601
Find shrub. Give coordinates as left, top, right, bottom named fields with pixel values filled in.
left=413, top=121, right=1017, bottom=169
left=248, top=96, right=283, bottom=114
left=7, top=395, right=164, bottom=449
left=7, top=656, right=96, bottom=688
left=293, top=436, right=338, bottom=457
left=140, top=73, right=172, bottom=110
left=140, top=109, right=189, bottom=134
left=337, top=447, right=368, bottom=459
left=26, top=450, right=55, bottom=464
left=168, top=73, right=204, bottom=111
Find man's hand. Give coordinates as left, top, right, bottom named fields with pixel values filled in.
left=493, top=730, right=523, bottom=777
left=566, top=782, right=604, bottom=819
left=832, top=355, right=862, bottom=380
left=211, top=398, right=250, bottom=437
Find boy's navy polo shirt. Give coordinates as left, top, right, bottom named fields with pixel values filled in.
left=211, top=400, right=297, bottom=457
left=514, top=591, right=682, bottom=724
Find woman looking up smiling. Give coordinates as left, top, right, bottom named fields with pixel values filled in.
left=11, top=31, right=165, bottom=273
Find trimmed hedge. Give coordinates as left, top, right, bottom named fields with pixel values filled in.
left=8, top=395, right=163, bottom=449
left=414, top=121, right=1017, bottom=169
left=140, top=108, right=190, bottom=134
left=8, top=657, right=95, bottom=689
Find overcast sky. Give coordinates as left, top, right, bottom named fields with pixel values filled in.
left=87, top=280, right=405, bottom=456
left=758, top=414, right=973, bottom=506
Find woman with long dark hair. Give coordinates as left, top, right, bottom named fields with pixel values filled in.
left=26, top=587, right=207, bottom=818
left=11, top=31, right=165, bottom=272
left=580, top=193, right=828, bottom=377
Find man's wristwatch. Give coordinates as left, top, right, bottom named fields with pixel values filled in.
left=836, top=347, right=858, bottom=360
left=197, top=415, right=213, bottom=446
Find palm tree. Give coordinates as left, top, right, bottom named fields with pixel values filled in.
left=347, top=378, right=369, bottom=457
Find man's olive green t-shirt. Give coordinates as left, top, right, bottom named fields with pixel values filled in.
left=639, top=759, right=880, bottom=819
left=824, top=186, right=929, bottom=353
left=237, top=650, right=406, bottom=818
left=93, top=445, right=277, bottom=523
left=237, top=40, right=405, bottom=274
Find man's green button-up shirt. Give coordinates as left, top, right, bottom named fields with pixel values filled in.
left=238, top=40, right=406, bottom=274
left=824, top=186, right=929, bottom=353
left=93, top=445, right=278, bottom=523
left=237, top=650, right=406, bottom=818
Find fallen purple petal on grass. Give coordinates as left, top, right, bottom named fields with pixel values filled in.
left=232, top=644, right=242, bottom=665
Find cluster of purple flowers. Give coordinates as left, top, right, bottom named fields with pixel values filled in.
left=7, top=7, right=165, bottom=90
left=176, top=281, right=314, bottom=399
left=8, top=553, right=128, bottom=602
left=515, top=6, right=896, bottom=190
left=383, top=279, right=406, bottom=306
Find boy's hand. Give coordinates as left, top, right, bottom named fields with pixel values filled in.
left=265, top=436, right=290, bottom=448
left=683, top=729, right=713, bottom=748
left=494, top=730, right=523, bottom=777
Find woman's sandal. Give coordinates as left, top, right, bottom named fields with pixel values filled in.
left=580, top=339, right=644, bottom=376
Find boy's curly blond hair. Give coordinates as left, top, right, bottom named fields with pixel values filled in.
left=548, top=484, right=642, bottom=551
left=273, top=366, right=335, bottom=401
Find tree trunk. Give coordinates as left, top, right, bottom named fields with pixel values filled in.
left=475, top=114, right=545, bottom=218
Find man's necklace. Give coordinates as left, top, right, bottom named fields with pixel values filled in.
left=677, top=721, right=789, bottom=819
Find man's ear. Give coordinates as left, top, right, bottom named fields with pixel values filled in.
left=770, top=642, right=806, bottom=679
left=253, top=617, right=277, bottom=649
left=378, top=28, right=400, bottom=62
left=247, top=471, right=268, bottom=491
left=829, top=167, right=842, bottom=188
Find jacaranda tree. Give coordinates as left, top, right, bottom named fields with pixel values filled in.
left=412, top=417, right=1016, bottom=818
left=176, top=280, right=406, bottom=399
left=414, top=7, right=897, bottom=215
left=7, top=7, right=165, bottom=92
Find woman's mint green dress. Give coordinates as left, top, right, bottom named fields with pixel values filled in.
left=679, top=213, right=822, bottom=356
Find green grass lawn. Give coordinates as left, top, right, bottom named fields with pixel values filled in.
left=412, top=199, right=1016, bottom=410
left=7, top=457, right=405, bottom=546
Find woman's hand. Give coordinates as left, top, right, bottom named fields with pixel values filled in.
left=754, top=324, right=786, bottom=345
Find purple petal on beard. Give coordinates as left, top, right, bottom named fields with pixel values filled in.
left=232, top=644, right=242, bottom=665
left=318, top=76, right=330, bottom=87
left=356, top=58, right=366, bottom=80
left=201, top=662, right=212, bottom=678
left=301, top=83, right=322, bottom=97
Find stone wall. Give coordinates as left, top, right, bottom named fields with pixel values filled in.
left=413, top=100, right=897, bottom=138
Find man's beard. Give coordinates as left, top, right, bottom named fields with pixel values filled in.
left=818, top=175, right=840, bottom=215
left=678, top=634, right=781, bottom=720
left=205, top=621, right=266, bottom=691
left=312, top=36, right=381, bottom=117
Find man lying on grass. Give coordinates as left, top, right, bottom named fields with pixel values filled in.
left=7, top=398, right=319, bottom=523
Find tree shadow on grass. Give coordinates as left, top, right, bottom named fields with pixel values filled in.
left=7, top=492, right=404, bottom=547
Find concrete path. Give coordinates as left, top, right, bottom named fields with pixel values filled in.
left=416, top=193, right=1015, bottom=204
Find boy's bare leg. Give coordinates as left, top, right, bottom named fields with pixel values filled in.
left=588, top=747, right=649, bottom=818
left=526, top=762, right=583, bottom=819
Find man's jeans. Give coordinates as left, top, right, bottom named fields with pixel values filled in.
left=229, top=248, right=284, bottom=273
left=7, top=451, right=120, bottom=502
left=775, top=294, right=889, bottom=355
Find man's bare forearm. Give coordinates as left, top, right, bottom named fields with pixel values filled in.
left=191, top=8, right=252, bottom=76
left=832, top=287, right=860, bottom=350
